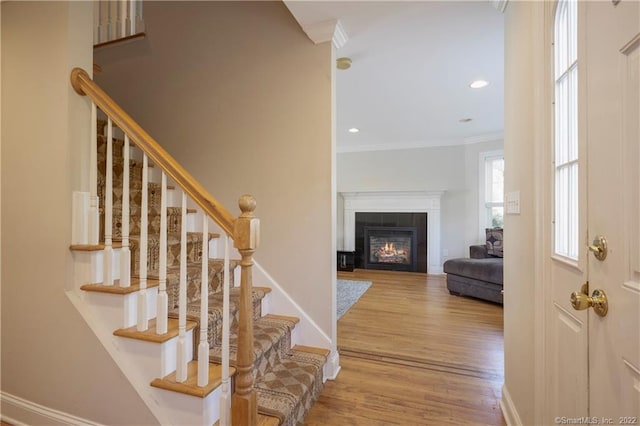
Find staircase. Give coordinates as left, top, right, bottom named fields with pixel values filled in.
left=68, top=68, right=329, bottom=425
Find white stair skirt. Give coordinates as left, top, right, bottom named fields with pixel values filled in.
left=341, top=191, right=445, bottom=274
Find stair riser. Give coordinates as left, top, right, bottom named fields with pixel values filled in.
left=130, top=233, right=206, bottom=275
left=209, top=316, right=293, bottom=383
left=98, top=170, right=159, bottom=204
left=100, top=205, right=186, bottom=241
left=204, top=296, right=263, bottom=349
left=163, top=263, right=236, bottom=310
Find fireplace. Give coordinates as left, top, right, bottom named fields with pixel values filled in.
left=354, top=212, right=427, bottom=272
left=364, top=226, right=417, bottom=271
left=341, top=191, right=443, bottom=274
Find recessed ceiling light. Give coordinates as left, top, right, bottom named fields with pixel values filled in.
left=348, top=127, right=360, bottom=133
left=459, top=118, right=473, bottom=123
left=469, top=80, right=489, bottom=89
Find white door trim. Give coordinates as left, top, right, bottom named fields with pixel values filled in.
left=533, top=2, right=556, bottom=424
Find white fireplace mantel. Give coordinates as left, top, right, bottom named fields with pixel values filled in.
left=341, top=191, right=445, bottom=274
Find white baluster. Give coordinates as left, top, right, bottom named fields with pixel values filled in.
left=93, top=1, right=100, bottom=45
left=156, top=172, right=168, bottom=335
left=120, top=134, right=131, bottom=287
left=176, top=192, right=188, bottom=382
left=137, top=154, right=148, bottom=331
left=135, top=0, right=144, bottom=33
left=220, top=233, right=231, bottom=426
left=97, top=1, right=106, bottom=44
left=127, top=0, right=135, bottom=36
left=119, top=0, right=127, bottom=38
left=198, top=216, right=210, bottom=387
left=108, top=1, right=117, bottom=41
left=89, top=103, right=99, bottom=245
left=103, top=118, right=114, bottom=286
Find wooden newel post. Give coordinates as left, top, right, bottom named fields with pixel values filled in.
left=232, top=195, right=260, bottom=426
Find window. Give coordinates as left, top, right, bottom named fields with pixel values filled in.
left=479, top=150, right=504, bottom=234
left=554, top=0, right=578, bottom=259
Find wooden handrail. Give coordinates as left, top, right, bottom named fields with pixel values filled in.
left=70, top=67, right=235, bottom=236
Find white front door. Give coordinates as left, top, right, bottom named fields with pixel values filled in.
left=547, top=0, right=589, bottom=418
left=547, top=0, right=640, bottom=422
left=585, top=0, right=640, bottom=419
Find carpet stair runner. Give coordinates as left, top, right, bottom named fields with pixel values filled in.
left=93, top=119, right=327, bottom=425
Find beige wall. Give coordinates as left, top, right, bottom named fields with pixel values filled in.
left=337, top=139, right=503, bottom=260
left=503, top=2, right=539, bottom=424
left=1, top=2, right=158, bottom=424
left=94, top=2, right=334, bottom=335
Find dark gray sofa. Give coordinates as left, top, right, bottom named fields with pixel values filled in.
left=443, top=245, right=503, bottom=304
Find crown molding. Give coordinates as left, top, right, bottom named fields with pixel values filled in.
left=337, top=140, right=461, bottom=154
left=337, top=131, right=504, bottom=154
left=463, top=131, right=504, bottom=145
left=332, top=20, right=349, bottom=49
left=492, top=0, right=508, bottom=13
left=297, top=18, right=349, bottom=49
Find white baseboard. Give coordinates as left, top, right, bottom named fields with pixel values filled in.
left=1, top=391, right=104, bottom=426
left=500, top=384, right=523, bottom=426
left=253, top=261, right=333, bottom=350
left=324, top=350, right=341, bottom=380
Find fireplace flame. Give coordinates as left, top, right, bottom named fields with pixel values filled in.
left=378, top=241, right=405, bottom=258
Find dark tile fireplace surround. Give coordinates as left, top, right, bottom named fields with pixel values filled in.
left=355, top=212, right=427, bottom=273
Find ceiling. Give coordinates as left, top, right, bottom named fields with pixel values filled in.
left=284, top=1, right=505, bottom=153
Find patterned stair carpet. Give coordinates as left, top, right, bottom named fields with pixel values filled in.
left=256, top=349, right=326, bottom=426
left=205, top=315, right=327, bottom=424
left=98, top=121, right=327, bottom=425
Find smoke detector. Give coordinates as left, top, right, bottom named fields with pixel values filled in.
left=337, top=57, right=352, bottom=70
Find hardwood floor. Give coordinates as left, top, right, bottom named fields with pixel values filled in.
left=304, top=270, right=505, bottom=425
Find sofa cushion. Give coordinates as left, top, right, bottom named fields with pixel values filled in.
left=443, top=257, right=503, bottom=285
left=486, top=227, right=504, bottom=258
left=470, top=244, right=489, bottom=259
left=446, top=274, right=503, bottom=305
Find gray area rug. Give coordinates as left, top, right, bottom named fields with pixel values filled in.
left=337, top=279, right=372, bottom=319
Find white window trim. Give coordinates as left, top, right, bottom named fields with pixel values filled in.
left=478, top=149, right=504, bottom=241
left=552, top=0, right=579, bottom=261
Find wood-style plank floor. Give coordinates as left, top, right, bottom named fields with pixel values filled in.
left=304, top=270, right=505, bottom=425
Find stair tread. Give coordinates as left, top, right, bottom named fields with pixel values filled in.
left=229, top=286, right=272, bottom=295
left=80, top=278, right=159, bottom=294
left=263, top=313, right=300, bottom=325
left=292, top=345, right=331, bottom=357
left=150, top=360, right=235, bottom=398
left=258, top=414, right=280, bottom=426
left=114, top=318, right=197, bottom=343
left=129, top=232, right=221, bottom=241
left=70, top=242, right=123, bottom=251
left=213, top=414, right=280, bottom=426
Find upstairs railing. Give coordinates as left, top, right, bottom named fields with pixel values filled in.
left=71, top=67, right=258, bottom=426
left=94, top=0, right=145, bottom=46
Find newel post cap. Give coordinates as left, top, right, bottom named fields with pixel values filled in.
left=238, top=194, right=257, bottom=217
left=234, top=195, right=260, bottom=250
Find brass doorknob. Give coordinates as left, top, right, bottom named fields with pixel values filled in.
left=570, top=289, right=608, bottom=317
left=588, top=235, right=608, bottom=261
